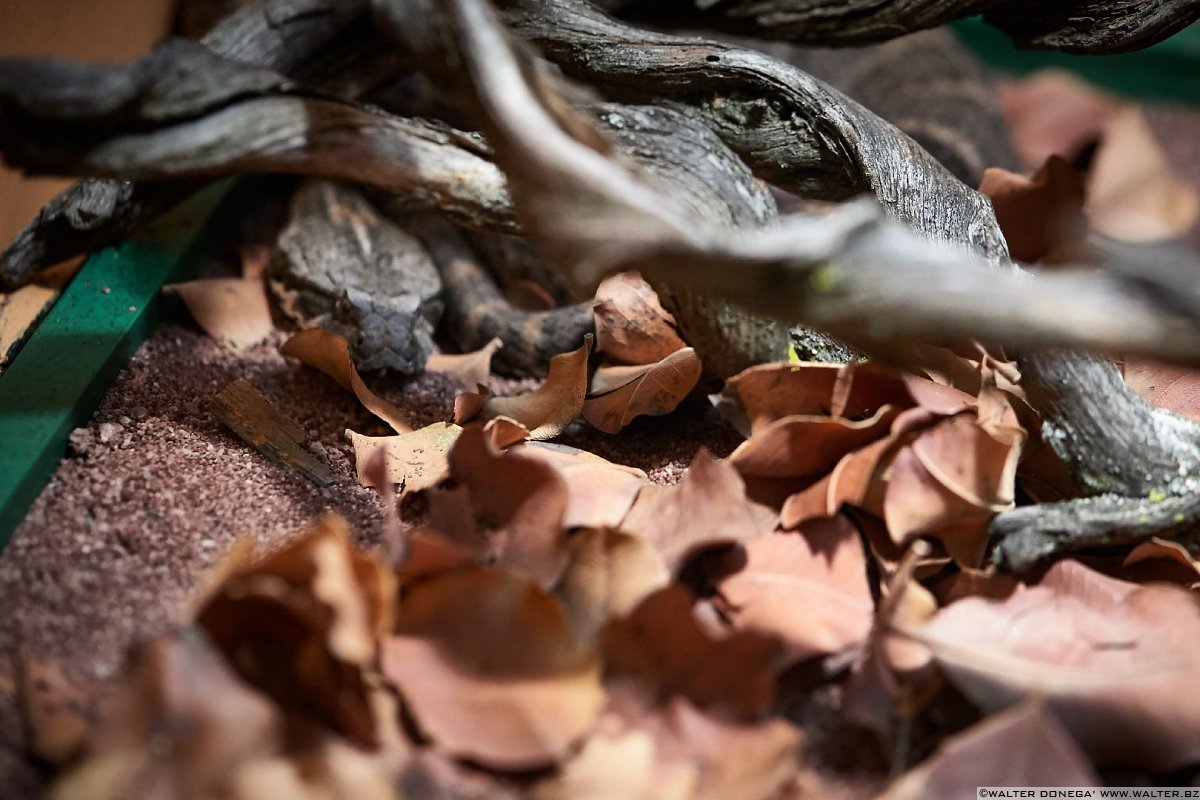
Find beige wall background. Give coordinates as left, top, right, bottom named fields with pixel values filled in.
left=0, top=0, right=175, bottom=250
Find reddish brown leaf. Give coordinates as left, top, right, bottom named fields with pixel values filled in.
left=442, top=426, right=569, bottom=587
left=593, top=271, right=686, bottom=365
left=555, top=527, right=671, bottom=640
left=460, top=337, right=591, bottom=440
left=282, top=328, right=411, bottom=434
left=196, top=516, right=394, bottom=747
left=905, top=559, right=1200, bottom=769
left=884, top=700, right=1099, bottom=800
left=382, top=567, right=604, bottom=770
left=978, top=155, right=1087, bottom=263
left=514, top=442, right=647, bottom=529
left=165, top=276, right=274, bottom=351
left=718, top=516, right=874, bottom=663
left=619, top=450, right=772, bottom=573
left=1121, top=537, right=1200, bottom=587
left=997, top=70, right=1118, bottom=171
left=583, top=347, right=702, bottom=433
left=714, top=362, right=841, bottom=436
left=602, top=585, right=780, bottom=718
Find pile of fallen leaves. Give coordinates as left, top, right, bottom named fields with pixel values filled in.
left=25, top=255, right=1200, bottom=798
left=17, top=70, right=1200, bottom=799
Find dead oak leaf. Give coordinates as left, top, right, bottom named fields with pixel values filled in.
left=425, top=336, right=503, bottom=389
left=619, top=449, right=771, bottom=574
left=555, top=527, right=671, bottom=640
left=458, top=336, right=591, bottom=440
left=902, top=559, right=1200, bottom=769
left=165, top=276, right=274, bottom=350
left=514, top=442, right=647, bottom=529
left=282, top=328, right=411, bottom=434
left=717, top=516, right=874, bottom=664
left=347, top=422, right=462, bottom=496
left=196, top=516, right=394, bottom=747
left=583, top=347, right=702, bottom=434
left=602, top=585, right=780, bottom=718
left=883, top=700, right=1099, bottom=800
left=978, top=155, right=1087, bottom=263
left=438, top=425, right=570, bottom=587
left=382, top=566, right=604, bottom=770
left=593, top=271, right=686, bottom=365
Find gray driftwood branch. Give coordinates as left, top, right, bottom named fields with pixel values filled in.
left=429, top=0, right=1200, bottom=568
left=601, top=0, right=1200, bottom=54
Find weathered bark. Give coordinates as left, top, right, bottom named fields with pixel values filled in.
left=604, top=0, right=1200, bottom=54
left=0, top=0, right=392, bottom=290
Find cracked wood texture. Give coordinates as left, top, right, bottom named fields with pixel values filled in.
left=602, top=0, right=1200, bottom=53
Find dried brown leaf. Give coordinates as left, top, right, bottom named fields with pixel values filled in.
left=978, top=156, right=1087, bottom=263
left=619, top=449, right=771, bottom=573
left=165, top=276, right=274, bottom=351
left=425, top=336, right=503, bottom=388
left=515, top=442, right=647, bottom=529
left=593, top=271, right=686, bottom=365
left=997, top=70, right=1118, bottom=171
left=718, top=516, right=874, bottom=664
left=555, top=527, right=671, bottom=640
left=602, top=585, right=780, bottom=718
left=382, top=566, right=604, bottom=770
left=442, top=425, right=570, bottom=587
left=282, top=328, right=411, bottom=433
left=461, top=336, right=591, bottom=439
left=196, top=516, right=394, bottom=747
left=583, top=347, right=701, bottom=433
left=905, top=559, right=1200, bottom=769
left=884, top=700, right=1098, bottom=800
left=347, top=422, right=462, bottom=496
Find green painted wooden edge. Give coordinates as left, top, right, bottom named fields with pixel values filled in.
left=954, top=19, right=1200, bottom=107
left=0, top=181, right=233, bottom=549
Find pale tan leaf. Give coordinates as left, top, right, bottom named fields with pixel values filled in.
left=425, top=337, right=503, bottom=388
left=165, top=276, right=274, bottom=350
left=282, top=328, right=411, bottom=433
left=478, top=336, right=591, bottom=440
left=346, top=422, right=462, bottom=496
left=583, top=347, right=701, bottom=433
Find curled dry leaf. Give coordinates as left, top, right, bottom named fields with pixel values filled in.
left=515, top=441, right=647, bottom=529
left=592, top=271, right=686, bottom=365
left=281, top=328, right=411, bottom=433
left=978, top=155, right=1087, bottom=263
left=441, top=425, right=570, bottom=587
left=883, top=700, right=1099, bottom=800
left=713, top=362, right=841, bottom=437
left=883, top=413, right=1022, bottom=567
left=602, top=585, right=780, bottom=718
left=51, top=632, right=283, bottom=800
left=425, top=336, right=503, bottom=388
left=1121, top=537, right=1200, bottom=587
left=196, top=516, right=395, bottom=747
left=903, top=559, right=1200, bottom=769
left=382, top=566, right=604, bottom=770
left=347, top=422, right=462, bottom=495
left=717, top=516, right=874, bottom=664
left=555, top=527, right=671, bottom=640
left=459, top=336, right=592, bottom=440
left=619, top=449, right=772, bottom=574
left=164, top=276, right=274, bottom=350
left=583, top=347, right=702, bottom=434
